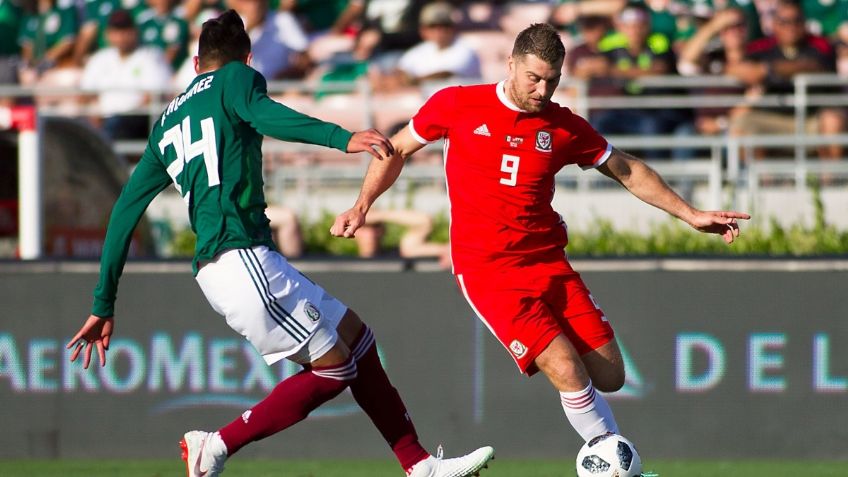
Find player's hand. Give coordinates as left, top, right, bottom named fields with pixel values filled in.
left=347, top=129, right=394, bottom=160
left=689, top=210, right=751, bottom=244
left=330, top=208, right=366, bottom=238
left=66, top=314, right=114, bottom=369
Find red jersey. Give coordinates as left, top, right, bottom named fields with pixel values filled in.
left=410, top=82, right=611, bottom=273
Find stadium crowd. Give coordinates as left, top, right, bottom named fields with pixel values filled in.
left=1, top=0, right=846, bottom=143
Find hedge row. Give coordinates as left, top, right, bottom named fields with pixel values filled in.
left=170, top=184, right=848, bottom=257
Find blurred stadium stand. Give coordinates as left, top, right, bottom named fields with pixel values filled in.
left=2, top=0, right=848, bottom=258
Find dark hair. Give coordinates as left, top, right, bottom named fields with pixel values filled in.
left=776, top=0, right=804, bottom=16
left=512, top=23, right=565, bottom=65
left=198, top=10, right=251, bottom=70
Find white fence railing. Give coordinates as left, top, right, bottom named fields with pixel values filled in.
left=3, top=74, right=847, bottom=235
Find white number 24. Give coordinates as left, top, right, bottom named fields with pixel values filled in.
left=159, top=115, right=220, bottom=199
left=499, top=154, right=520, bottom=187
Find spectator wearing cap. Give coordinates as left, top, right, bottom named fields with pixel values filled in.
left=372, top=1, right=481, bottom=91
left=75, top=0, right=148, bottom=65
left=592, top=3, right=695, bottom=160
left=80, top=9, right=172, bottom=141
left=135, top=0, right=189, bottom=70
left=18, top=0, right=78, bottom=85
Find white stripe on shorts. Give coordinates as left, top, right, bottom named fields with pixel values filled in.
left=237, top=249, right=309, bottom=342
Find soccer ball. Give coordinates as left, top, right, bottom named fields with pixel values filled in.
left=575, top=433, right=642, bottom=477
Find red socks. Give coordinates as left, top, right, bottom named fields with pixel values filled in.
left=218, top=356, right=357, bottom=455
left=216, top=325, right=428, bottom=471
left=350, top=326, right=429, bottom=470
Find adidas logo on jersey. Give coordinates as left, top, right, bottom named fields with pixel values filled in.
left=474, top=124, right=491, bottom=136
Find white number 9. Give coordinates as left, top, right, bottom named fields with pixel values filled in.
left=499, top=154, right=520, bottom=186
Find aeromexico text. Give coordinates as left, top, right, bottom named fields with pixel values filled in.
left=0, top=332, right=845, bottom=395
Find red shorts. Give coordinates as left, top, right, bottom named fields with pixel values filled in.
left=456, top=265, right=614, bottom=375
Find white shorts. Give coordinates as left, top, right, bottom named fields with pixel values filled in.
left=196, top=246, right=347, bottom=365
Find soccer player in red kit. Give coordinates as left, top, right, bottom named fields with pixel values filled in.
left=332, top=23, right=750, bottom=444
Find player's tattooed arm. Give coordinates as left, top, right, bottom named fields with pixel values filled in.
left=597, top=147, right=750, bottom=244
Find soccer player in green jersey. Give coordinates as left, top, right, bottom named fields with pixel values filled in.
left=66, top=10, right=494, bottom=477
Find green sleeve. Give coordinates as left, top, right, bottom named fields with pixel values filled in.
left=18, top=15, right=35, bottom=46
left=91, top=146, right=170, bottom=318
left=228, top=63, right=353, bottom=152
left=55, top=7, right=79, bottom=43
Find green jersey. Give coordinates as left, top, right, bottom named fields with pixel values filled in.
left=137, top=11, right=189, bottom=69
left=81, top=0, right=147, bottom=50
left=92, top=61, right=353, bottom=318
left=18, top=5, right=78, bottom=61
left=0, top=0, right=23, bottom=57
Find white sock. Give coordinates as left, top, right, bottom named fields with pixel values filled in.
left=210, top=431, right=229, bottom=457
left=560, top=381, right=619, bottom=441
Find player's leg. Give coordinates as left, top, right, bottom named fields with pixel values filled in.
left=336, top=309, right=495, bottom=477
left=547, top=273, right=625, bottom=392
left=183, top=247, right=358, bottom=476
left=534, top=334, right=619, bottom=441
left=335, top=309, right=429, bottom=470
left=545, top=273, right=621, bottom=441
left=457, top=270, right=618, bottom=442
left=580, top=339, right=624, bottom=393
left=215, top=340, right=356, bottom=456
left=181, top=340, right=356, bottom=477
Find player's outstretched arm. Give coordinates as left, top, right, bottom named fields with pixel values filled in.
left=75, top=148, right=168, bottom=369
left=66, top=314, right=114, bottom=369
left=597, top=147, right=750, bottom=244
left=331, top=126, right=425, bottom=238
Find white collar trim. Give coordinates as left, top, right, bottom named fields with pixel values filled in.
left=496, top=80, right=526, bottom=112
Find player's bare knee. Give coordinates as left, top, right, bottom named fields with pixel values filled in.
left=542, top=359, right=590, bottom=391
left=593, top=367, right=625, bottom=393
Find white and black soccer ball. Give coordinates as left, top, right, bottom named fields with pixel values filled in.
left=575, top=433, right=642, bottom=477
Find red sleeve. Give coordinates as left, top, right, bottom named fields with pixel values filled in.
left=409, top=86, right=458, bottom=144
left=564, top=110, right=612, bottom=170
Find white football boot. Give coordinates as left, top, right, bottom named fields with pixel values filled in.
left=406, top=445, right=495, bottom=477
left=180, top=430, right=228, bottom=477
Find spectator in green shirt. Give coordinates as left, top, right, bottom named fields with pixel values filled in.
left=137, top=0, right=190, bottom=69
left=74, top=0, right=147, bottom=64
left=0, top=0, right=23, bottom=89
left=18, top=0, right=78, bottom=84
left=800, top=0, right=847, bottom=39
left=279, top=0, right=364, bottom=35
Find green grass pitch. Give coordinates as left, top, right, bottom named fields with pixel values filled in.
left=0, top=459, right=846, bottom=476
